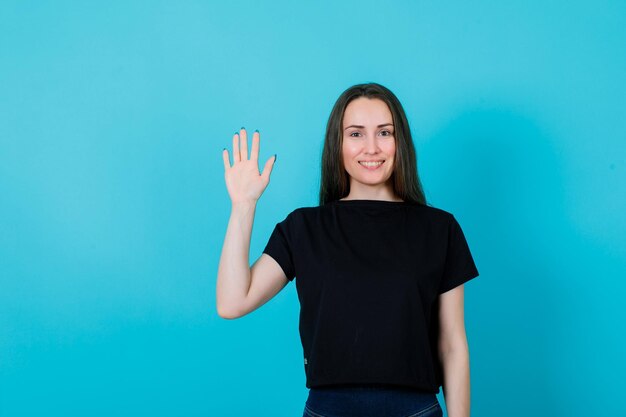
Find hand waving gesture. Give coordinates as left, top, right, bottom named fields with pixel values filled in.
left=222, top=128, right=276, bottom=205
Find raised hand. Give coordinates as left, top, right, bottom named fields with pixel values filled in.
left=222, top=128, right=276, bottom=205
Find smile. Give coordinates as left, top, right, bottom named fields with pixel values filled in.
left=358, top=160, right=384, bottom=170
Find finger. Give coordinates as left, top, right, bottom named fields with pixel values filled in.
left=250, top=130, right=260, bottom=162
left=240, top=127, right=248, bottom=161
left=261, top=154, right=276, bottom=181
left=222, top=148, right=230, bottom=171
left=233, top=131, right=241, bottom=163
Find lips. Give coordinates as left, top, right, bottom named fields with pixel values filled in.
left=358, top=160, right=385, bottom=170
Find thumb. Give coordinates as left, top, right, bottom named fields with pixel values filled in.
left=261, top=154, right=277, bottom=181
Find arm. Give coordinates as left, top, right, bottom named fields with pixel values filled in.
left=216, top=128, right=277, bottom=318
left=216, top=201, right=290, bottom=319
left=438, top=284, right=471, bottom=417
left=216, top=200, right=256, bottom=318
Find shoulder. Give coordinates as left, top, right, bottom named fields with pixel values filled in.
left=283, top=205, right=320, bottom=224
left=289, top=204, right=325, bottom=216
left=411, top=203, right=451, bottom=216
left=277, top=205, right=320, bottom=225
left=407, top=203, right=456, bottom=224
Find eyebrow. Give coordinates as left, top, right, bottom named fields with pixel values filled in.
left=344, top=123, right=394, bottom=131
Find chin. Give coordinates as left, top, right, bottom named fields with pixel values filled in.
left=351, top=175, right=393, bottom=186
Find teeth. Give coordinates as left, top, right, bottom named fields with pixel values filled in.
left=359, top=161, right=383, bottom=167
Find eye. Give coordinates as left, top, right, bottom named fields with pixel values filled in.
left=349, top=131, right=362, bottom=137
left=380, top=130, right=393, bottom=136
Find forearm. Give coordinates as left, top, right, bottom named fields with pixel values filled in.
left=440, top=346, right=471, bottom=417
left=216, top=200, right=257, bottom=317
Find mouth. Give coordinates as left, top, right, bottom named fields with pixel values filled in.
left=358, top=160, right=385, bottom=170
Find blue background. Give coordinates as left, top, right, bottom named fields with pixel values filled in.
left=1, top=1, right=625, bottom=416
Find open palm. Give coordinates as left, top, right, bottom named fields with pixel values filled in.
left=222, top=128, right=276, bottom=205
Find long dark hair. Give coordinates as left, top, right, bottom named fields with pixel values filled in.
left=319, top=82, right=428, bottom=206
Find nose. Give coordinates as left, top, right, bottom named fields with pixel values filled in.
left=364, top=135, right=379, bottom=154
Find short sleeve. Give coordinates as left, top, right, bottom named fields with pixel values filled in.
left=262, top=213, right=296, bottom=281
left=438, top=214, right=479, bottom=294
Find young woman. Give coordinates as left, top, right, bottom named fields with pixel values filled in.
left=218, top=83, right=479, bottom=417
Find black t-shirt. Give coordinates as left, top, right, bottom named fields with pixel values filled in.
left=262, top=199, right=480, bottom=394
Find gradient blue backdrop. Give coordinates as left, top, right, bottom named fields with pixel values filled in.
left=1, top=1, right=625, bottom=416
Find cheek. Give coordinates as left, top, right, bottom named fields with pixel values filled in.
left=342, top=142, right=360, bottom=158
left=386, top=140, right=397, bottom=152
left=382, top=142, right=396, bottom=159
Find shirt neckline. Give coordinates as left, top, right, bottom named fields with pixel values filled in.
left=333, top=199, right=410, bottom=205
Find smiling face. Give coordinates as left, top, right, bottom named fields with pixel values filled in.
left=341, top=97, right=397, bottom=198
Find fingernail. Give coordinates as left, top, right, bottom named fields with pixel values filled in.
left=274, top=153, right=277, bottom=161
left=254, top=129, right=259, bottom=133
left=234, top=131, right=238, bottom=136
left=240, top=126, right=245, bottom=130
left=223, top=147, right=226, bottom=151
